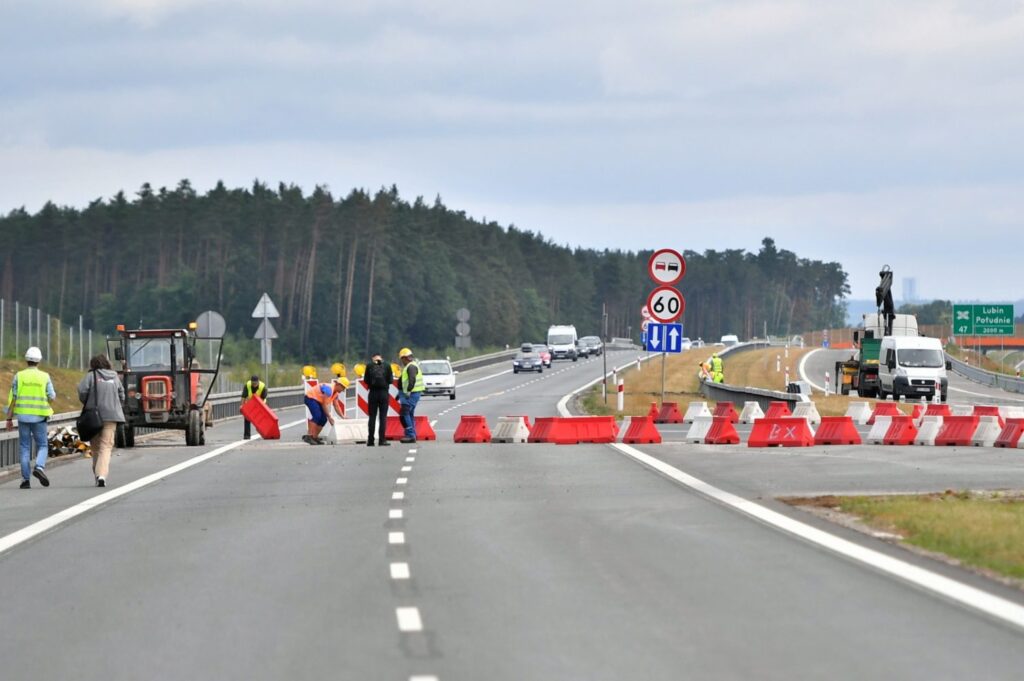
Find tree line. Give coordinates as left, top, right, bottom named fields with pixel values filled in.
left=0, top=181, right=850, bottom=362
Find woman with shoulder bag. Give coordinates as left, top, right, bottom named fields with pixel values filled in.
left=77, top=355, right=126, bottom=487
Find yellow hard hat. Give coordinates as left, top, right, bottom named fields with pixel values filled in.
left=334, top=376, right=351, bottom=389
left=354, top=363, right=366, bottom=378
left=330, top=362, right=346, bottom=377
left=399, top=347, right=413, bottom=358
left=302, top=365, right=317, bottom=378
left=391, top=363, right=401, bottom=377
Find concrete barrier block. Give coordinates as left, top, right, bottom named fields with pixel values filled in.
left=683, top=402, right=712, bottom=424
left=739, top=401, right=765, bottom=424
left=845, top=402, right=873, bottom=425
left=333, top=420, right=369, bottom=444
left=792, top=402, right=821, bottom=426
left=685, top=416, right=714, bottom=443
left=914, top=415, right=943, bottom=446
left=866, top=416, right=893, bottom=445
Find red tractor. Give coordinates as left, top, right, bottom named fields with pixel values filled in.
left=107, top=323, right=223, bottom=447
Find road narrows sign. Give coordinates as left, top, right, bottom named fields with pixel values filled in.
left=646, top=286, right=685, bottom=323
left=647, top=248, right=686, bottom=286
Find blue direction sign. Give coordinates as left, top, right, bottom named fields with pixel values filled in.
left=645, top=323, right=684, bottom=353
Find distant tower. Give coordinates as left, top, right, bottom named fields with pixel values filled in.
left=902, top=277, right=917, bottom=303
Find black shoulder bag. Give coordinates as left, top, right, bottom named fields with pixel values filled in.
left=76, top=370, right=105, bottom=441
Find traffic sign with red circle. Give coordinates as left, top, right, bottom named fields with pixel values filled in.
left=646, top=286, right=685, bottom=323
left=641, top=305, right=651, bottom=320
left=647, top=248, right=686, bottom=286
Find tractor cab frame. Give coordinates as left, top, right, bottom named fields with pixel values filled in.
left=107, top=325, right=223, bottom=447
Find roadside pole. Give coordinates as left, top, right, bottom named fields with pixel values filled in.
left=602, top=303, right=609, bottom=405
left=661, top=350, right=666, bottom=406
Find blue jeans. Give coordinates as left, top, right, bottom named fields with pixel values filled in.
left=399, top=392, right=421, bottom=439
left=19, top=420, right=49, bottom=480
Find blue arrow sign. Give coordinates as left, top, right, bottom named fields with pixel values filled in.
left=645, top=323, right=683, bottom=353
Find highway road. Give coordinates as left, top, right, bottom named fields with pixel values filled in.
left=801, top=348, right=1024, bottom=407
left=2, top=348, right=1024, bottom=680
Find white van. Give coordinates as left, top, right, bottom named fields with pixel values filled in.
left=720, top=334, right=739, bottom=346
left=547, top=325, right=578, bottom=361
left=877, top=336, right=948, bottom=401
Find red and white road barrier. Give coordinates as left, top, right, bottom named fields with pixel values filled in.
left=356, top=380, right=402, bottom=418
left=616, top=379, right=625, bottom=412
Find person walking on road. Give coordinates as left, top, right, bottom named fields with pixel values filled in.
left=5, top=347, right=56, bottom=489
left=77, top=355, right=126, bottom=487
left=397, top=348, right=424, bottom=444
left=241, top=374, right=267, bottom=440
left=364, top=353, right=393, bottom=447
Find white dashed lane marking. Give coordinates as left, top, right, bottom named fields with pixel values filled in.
left=390, top=562, right=411, bottom=580
left=389, top=509, right=404, bottom=519
left=396, top=477, right=408, bottom=485
left=396, top=607, right=423, bottom=632
left=401, top=466, right=412, bottom=472
left=405, top=456, right=415, bottom=462
left=392, top=492, right=405, bottom=500
left=388, top=532, right=406, bottom=545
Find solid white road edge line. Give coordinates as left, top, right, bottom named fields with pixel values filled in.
left=610, top=441, right=1024, bottom=631
left=556, top=353, right=658, bottom=417
left=0, top=417, right=308, bottom=558
left=797, top=348, right=827, bottom=393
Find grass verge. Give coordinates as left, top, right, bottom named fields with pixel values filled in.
left=787, top=492, right=1024, bottom=584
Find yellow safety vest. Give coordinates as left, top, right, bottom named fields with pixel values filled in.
left=8, top=367, right=54, bottom=418
left=401, top=360, right=425, bottom=393
left=711, top=357, right=723, bottom=373
left=245, top=380, right=266, bottom=400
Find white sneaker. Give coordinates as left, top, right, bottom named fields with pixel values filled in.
left=97, top=477, right=106, bottom=488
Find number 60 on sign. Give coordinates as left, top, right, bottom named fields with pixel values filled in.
left=646, top=286, right=685, bottom=323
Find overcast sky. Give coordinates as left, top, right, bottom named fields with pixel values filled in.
left=3, top=0, right=1023, bottom=301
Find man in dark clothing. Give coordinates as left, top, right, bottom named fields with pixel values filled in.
left=241, top=374, right=268, bottom=440
left=364, top=354, right=393, bottom=447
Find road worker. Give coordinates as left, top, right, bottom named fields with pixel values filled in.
left=301, top=367, right=334, bottom=445
left=240, top=374, right=267, bottom=440
left=397, top=348, right=425, bottom=444
left=5, top=347, right=56, bottom=488
left=710, top=353, right=725, bottom=384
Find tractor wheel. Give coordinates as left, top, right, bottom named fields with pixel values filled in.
left=186, top=410, right=202, bottom=446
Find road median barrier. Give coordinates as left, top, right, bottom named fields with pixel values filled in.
left=867, top=416, right=893, bottom=445
left=491, top=416, right=531, bottom=443
left=685, top=416, right=714, bottom=443
left=647, top=402, right=660, bottom=421
left=971, top=416, right=1002, bottom=447
left=453, top=415, right=492, bottom=443
left=739, top=401, right=764, bottom=424
left=712, top=402, right=739, bottom=423
left=705, top=416, right=741, bottom=445
left=792, top=402, right=821, bottom=426
left=883, top=415, right=919, bottom=446
left=748, top=417, right=815, bottom=447
left=935, top=415, right=980, bottom=446
left=682, top=401, right=711, bottom=424
left=528, top=416, right=618, bottom=445
left=994, top=418, right=1024, bottom=448
left=620, top=416, right=662, bottom=445
left=972, top=405, right=1004, bottom=429
left=914, top=416, right=944, bottom=446
left=814, top=416, right=862, bottom=446
left=867, top=402, right=901, bottom=425
left=952, top=404, right=974, bottom=416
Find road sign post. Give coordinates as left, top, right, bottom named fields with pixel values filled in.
left=645, top=247, right=688, bottom=406
left=252, top=293, right=281, bottom=387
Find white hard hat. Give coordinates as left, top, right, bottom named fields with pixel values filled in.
left=25, top=346, right=42, bottom=362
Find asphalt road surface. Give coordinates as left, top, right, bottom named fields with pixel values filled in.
left=2, top=349, right=1023, bottom=680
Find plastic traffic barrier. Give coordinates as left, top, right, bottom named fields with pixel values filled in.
left=952, top=404, right=974, bottom=416
left=685, top=416, right=713, bottom=443
left=647, top=402, right=660, bottom=421
left=792, top=402, right=821, bottom=426
left=910, top=403, right=924, bottom=425
left=814, top=416, right=862, bottom=446
left=333, top=420, right=369, bottom=444
left=994, top=418, right=1024, bottom=448
left=712, top=402, right=739, bottom=423
left=528, top=416, right=618, bottom=444
left=453, top=415, right=492, bottom=443
left=923, top=404, right=952, bottom=420
left=384, top=415, right=436, bottom=441
left=748, top=417, right=814, bottom=448
left=867, top=402, right=901, bottom=425
left=914, top=416, right=943, bottom=446
left=655, top=402, right=685, bottom=424
left=934, top=415, right=980, bottom=447
left=845, top=402, right=873, bottom=425
left=739, top=401, right=765, bottom=424
left=621, top=416, right=662, bottom=444
left=682, top=401, right=712, bottom=424
left=492, top=416, right=532, bottom=443
left=241, top=397, right=280, bottom=440
left=972, top=406, right=1005, bottom=429
left=971, top=416, right=1001, bottom=447
left=866, top=416, right=893, bottom=445
left=764, top=401, right=792, bottom=419
left=705, top=417, right=741, bottom=445
left=883, top=415, right=918, bottom=446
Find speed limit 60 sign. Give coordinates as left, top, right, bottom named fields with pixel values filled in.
left=646, top=286, right=685, bottom=323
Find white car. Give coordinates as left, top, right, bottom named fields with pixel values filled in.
left=420, top=359, right=457, bottom=400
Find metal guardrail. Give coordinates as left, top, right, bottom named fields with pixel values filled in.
left=945, top=354, right=1024, bottom=395
left=698, top=341, right=803, bottom=410
left=1, top=349, right=517, bottom=469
